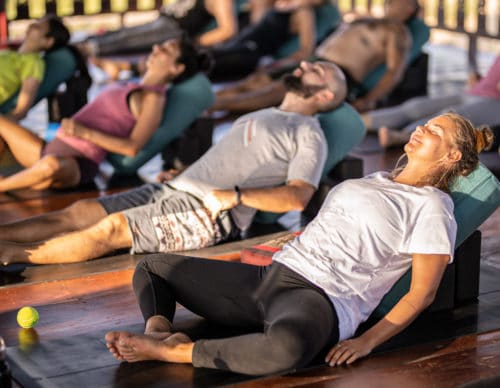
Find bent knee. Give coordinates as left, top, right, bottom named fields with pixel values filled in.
left=38, top=155, right=63, bottom=179
left=255, top=327, right=312, bottom=373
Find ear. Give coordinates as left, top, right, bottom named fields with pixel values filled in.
left=447, top=149, right=462, bottom=163
left=44, top=36, right=55, bottom=50
left=173, top=63, right=186, bottom=77
left=316, top=89, right=335, bottom=104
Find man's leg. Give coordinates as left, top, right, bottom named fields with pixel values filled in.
left=0, top=198, right=106, bottom=243
left=0, top=211, right=131, bottom=265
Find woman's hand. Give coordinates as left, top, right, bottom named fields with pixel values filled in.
left=61, top=118, right=86, bottom=138
left=325, top=338, right=373, bottom=366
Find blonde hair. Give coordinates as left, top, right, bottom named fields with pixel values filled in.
left=391, top=113, right=494, bottom=192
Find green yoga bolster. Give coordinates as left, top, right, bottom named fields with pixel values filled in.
left=359, top=17, right=431, bottom=93
left=106, top=73, right=214, bottom=174
left=274, top=3, right=342, bottom=59
left=0, top=47, right=77, bottom=113
left=255, top=102, right=366, bottom=223
left=372, top=164, right=500, bottom=318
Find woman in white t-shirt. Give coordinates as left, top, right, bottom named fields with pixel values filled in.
left=105, top=113, right=494, bottom=376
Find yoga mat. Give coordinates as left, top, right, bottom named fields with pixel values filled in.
left=6, top=324, right=254, bottom=388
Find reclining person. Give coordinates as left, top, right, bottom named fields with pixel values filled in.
left=0, top=61, right=347, bottom=266
left=212, top=0, right=419, bottom=113
left=363, top=54, right=500, bottom=150
left=0, top=36, right=210, bottom=193
left=0, top=15, right=71, bottom=121
left=105, top=113, right=493, bottom=375
left=208, top=0, right=333, bottom=81
left=80, top=0, right=238, bottom=80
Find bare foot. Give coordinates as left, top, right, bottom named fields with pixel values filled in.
left=378, top=126, right=410, bottom=149
left=0, top=242, right=26, bottom=266
left=105, top=331, right=193, bottom=363
left=144, top=315, right=174, bottom=340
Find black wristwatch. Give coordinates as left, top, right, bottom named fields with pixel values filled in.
left=234, top=185, right=242, bottom=205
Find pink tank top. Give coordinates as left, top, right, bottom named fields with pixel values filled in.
left=55, top=82, right=167, bottom=164
left=467, top=56, right=500, bottom=100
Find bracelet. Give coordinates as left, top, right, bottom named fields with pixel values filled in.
left=234, top=185, right=242, bottom=206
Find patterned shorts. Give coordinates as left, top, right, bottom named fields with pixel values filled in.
left=98, top=183, right=235, bottom=254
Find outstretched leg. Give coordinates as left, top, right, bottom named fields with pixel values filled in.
left=0, top=198, right=107, bottom=243
left=0, top=212, right=132, bottom=265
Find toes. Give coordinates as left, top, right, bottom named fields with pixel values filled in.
left=105, top=331, right=121, bottom=343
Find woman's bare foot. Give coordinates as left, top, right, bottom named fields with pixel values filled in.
left=105, top=331, right=193, bottom=363
left=378, top=126, right=411, bottom=149
left=144, top=315, right=174, bottom=340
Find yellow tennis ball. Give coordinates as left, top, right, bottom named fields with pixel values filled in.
left=17, top=306, right=39, bottom=329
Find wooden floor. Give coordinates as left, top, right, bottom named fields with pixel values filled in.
left=0, top=135, right=499, bottom=387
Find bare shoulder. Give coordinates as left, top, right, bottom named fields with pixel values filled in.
left=385, top=20, right=412, bottom=50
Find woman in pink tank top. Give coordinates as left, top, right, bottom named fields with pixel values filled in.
left=0, top=35, right=211, bottom=192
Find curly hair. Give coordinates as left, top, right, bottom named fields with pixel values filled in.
left=391, top=113, right=495, bottom=192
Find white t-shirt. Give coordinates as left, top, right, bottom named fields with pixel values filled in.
left=170, top=108, right=327, bottom=230
left=273, top=172, right=457, bottom=340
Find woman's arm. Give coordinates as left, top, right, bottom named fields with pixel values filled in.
left=61, top=91, right=165, bottom=157
left=325, top=252, right=450, bottom=366
left=7, top=78, right=41, bottom=121
left=199, top=0, right=238, bottom=46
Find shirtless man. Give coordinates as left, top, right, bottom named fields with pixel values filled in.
left=208, top=0, right=333, bottom=80
left=212, top=0, right=418, bottom=113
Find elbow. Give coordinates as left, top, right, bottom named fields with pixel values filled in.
left=412, top=293, right=436, bottom=311
left=421, top=292, right=437, bottom=310
left=292, top=196, right=311, bottom=212
left=224, top=25, right=238, bottom=40
left=123, top=147, right=140, bottom=157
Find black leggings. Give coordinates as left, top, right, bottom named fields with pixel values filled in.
left=133, top=254, right=339, bottom=376
left=209, top=11, right=293, bottom=81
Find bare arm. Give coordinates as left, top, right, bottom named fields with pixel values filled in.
left=353, top=24, right=411, bottom=112
left=7, top=78, right=40, bottom=121
left=280, top=6, right=316, bottom=64
left=199, top=0, right=238, bottom=46
left=61, top=91, right=165, bottom=157
left=203, top=179, right=316, bottom=219
left=274, top=0, right=325, bottom=12
left=326, top=252, right=450, bottom=366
